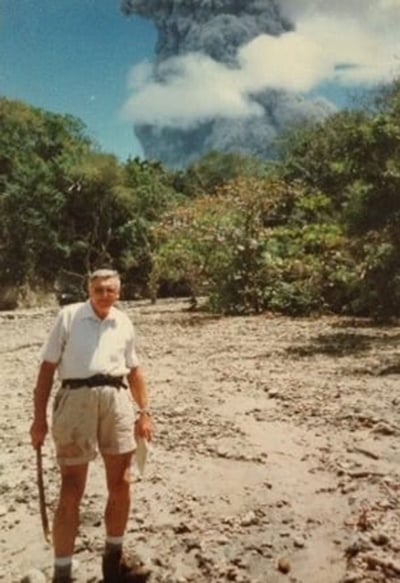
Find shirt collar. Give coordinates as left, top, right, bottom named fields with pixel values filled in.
left=81, top=300, right=118, bottom=322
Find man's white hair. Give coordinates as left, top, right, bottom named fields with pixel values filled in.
left=89, top=268, right=120, bottom=281
left=88, top=269, right=121, bottom=291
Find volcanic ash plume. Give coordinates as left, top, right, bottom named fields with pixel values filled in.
left=121, top=0, right=335, bottom=168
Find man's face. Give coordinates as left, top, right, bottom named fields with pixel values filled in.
left=89, top=277, right=120, bottom=318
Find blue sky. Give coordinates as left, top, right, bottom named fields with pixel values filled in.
left=0, top=0, right=156, bottom=160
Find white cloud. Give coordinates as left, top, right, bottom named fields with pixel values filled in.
left=281, top=0, right=400, bottom=23
left=122, top=0, right=400, bottom=127
left=122, top=53, right=264, bottom=127
left=281, top=0, right=400, bottom=84
left=237, top=32, right=335, bottom=93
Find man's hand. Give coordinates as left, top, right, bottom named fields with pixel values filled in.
left=135, top=413, right=154, bottom=442
left=30, top=419, right=48, bottom=450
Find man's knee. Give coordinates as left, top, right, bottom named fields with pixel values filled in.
left=104, top=452, right=132, bottom=495
left=59, top=467, right=87, bottom=507
left=109, top=471, right=131, bottom=500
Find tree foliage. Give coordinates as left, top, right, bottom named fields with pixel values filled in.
left=2, top=79, right=400, bottom=318
left=0, top=98, right=90, bottom=290
left=0, top=99, right=181, bottom=303
left=279, top=81, right=400, bottom=316
left=152, top=177, right=356, bottom=315
left=174, top=151, right=274, bottom=198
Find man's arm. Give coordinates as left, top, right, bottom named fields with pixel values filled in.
left=30, top=360, right=58, bottom=449
left=127, top=366, right=154, bottom=441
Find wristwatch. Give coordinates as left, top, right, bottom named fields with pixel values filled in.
left=137, top=408, right=151, bottom=416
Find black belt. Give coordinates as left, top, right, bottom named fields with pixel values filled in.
left=61, top=374, right=127, bottom=390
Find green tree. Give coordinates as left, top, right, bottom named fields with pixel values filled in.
left=174, top=151, right=273, bottom=198
left=0, top=98, right=90, bottom=292
left=279, top=78, right=400, bottom=316
left=152, top=176, right=355, bottom=315
left=119, top=158, right=185, bottom=296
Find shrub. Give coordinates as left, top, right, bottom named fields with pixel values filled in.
left=151, top=177, right=357, bottom=315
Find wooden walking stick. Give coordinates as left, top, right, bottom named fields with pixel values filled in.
left=36, top=446, right=51, bottom=543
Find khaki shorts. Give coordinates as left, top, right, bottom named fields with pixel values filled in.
left=52, top=385, right=135, bottom=466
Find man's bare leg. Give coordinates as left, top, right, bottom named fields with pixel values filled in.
left=102, top=452, right=150, bottom=581
left=103, top=452, right=133, bottom=537
left=52, top=463, right=88, bottom=579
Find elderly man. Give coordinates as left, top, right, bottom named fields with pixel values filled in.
left=30, top=269, right=154, bottom=583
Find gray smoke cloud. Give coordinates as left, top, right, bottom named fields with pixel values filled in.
left=121, top=0, right=400, bottom=168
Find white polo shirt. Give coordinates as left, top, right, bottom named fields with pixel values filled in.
left=41, top=301, right=139, bottom=380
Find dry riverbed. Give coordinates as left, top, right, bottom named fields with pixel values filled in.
left=1, top=299, right=400, bottom=583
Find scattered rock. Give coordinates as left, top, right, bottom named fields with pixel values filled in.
left=240, top=511, right=258, bottom=527
left=371, top=532, right=389, bottom=547
left=293, top=537, right=306, bottom=548
left=277, top=558, right=291, bottom=574
left=20, top=569, right=46, bottom=583
left=371, top=421, right=396, bottom=436
left=341, top=572, right=363, bottom=583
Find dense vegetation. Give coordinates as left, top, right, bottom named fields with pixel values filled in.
left=1, top=82, right=400, bottom=317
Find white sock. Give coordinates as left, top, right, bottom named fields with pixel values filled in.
left=54, top=556, right=73, bottom=578
left=105, top=535, right=123, bottom=554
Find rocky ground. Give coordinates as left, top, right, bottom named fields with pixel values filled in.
left=1, top=299, right=400, bottom=583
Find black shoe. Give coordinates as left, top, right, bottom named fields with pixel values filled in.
left=102, top=551, right=151, bottom=582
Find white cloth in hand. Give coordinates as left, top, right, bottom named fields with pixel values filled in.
left=135, top=437, right=151, bottom=475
